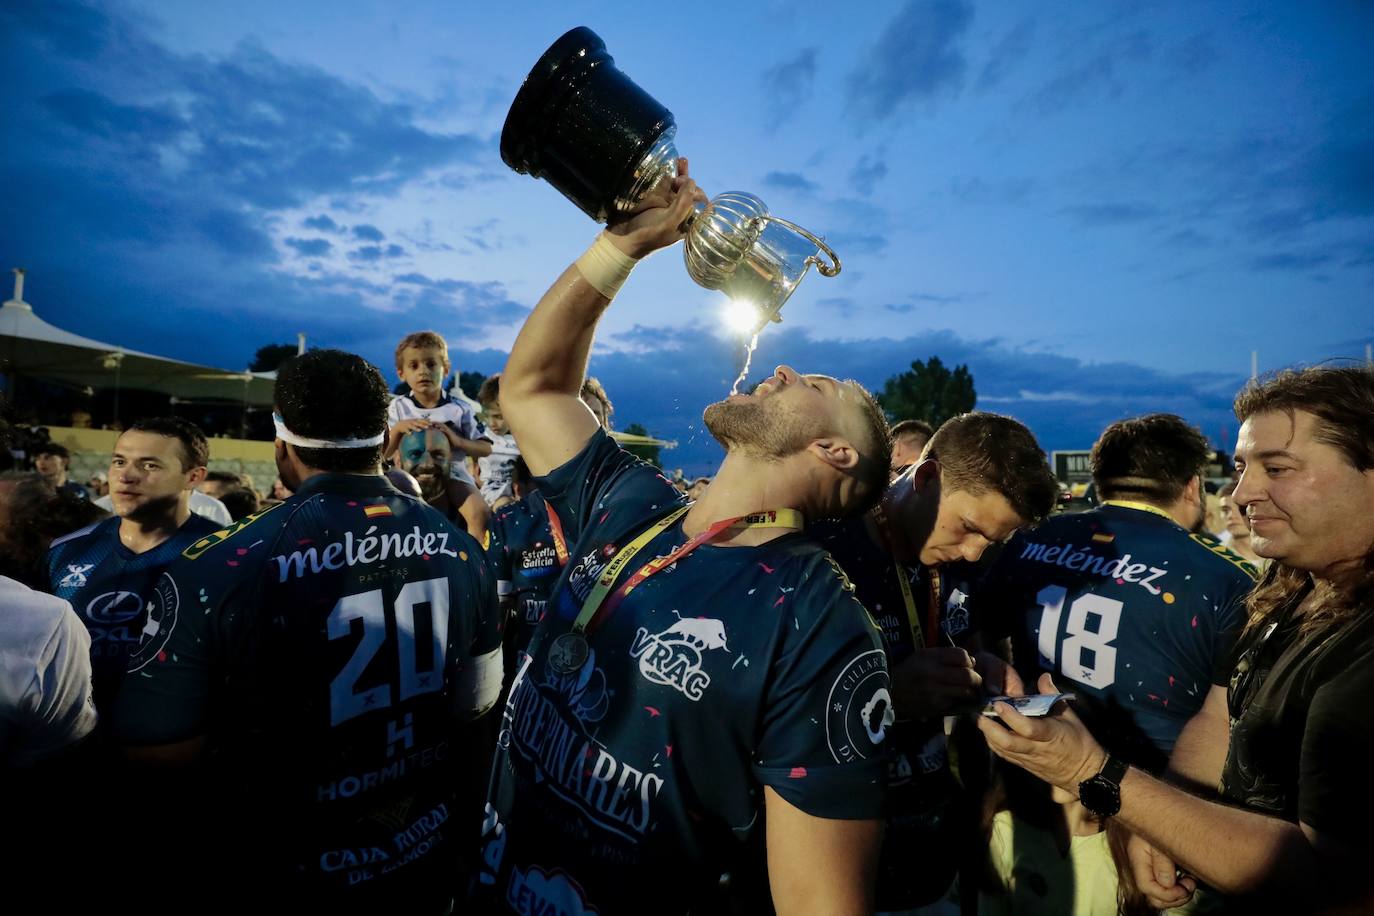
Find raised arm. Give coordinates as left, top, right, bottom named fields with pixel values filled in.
left=500, top=161, right=703, bottom=476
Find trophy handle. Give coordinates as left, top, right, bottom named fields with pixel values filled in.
left=760, top=216, right=841, bottom=277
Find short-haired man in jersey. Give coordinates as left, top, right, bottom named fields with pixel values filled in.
left=810, top=410, right=1058, bottom=911
left=979, top=366, right=1374, bottom=913
left=974, top=413, right=1255, bottom=911
left=44, top=417, right=220, bottom=713
left=979, top=413, right=1256, bottom=771
left=114, top=350, right=503, bottom=910
left=480, top=161, right=895, bottom=915
left=889, top=418, right=935, bottom=475
left=489, top=378, right=615, bottom=669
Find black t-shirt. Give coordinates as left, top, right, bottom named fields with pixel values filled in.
left=114, top=473, right=502, bottom=904
left=480, top=430, right=890, bottom=915
left=815, top=516, right=983, bottom=909
left=1222, top=594, right=1374, bottom=846
left=977, top=503, right=1254, bottom=771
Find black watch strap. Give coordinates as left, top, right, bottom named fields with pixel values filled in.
left=1099, top=755, right=1128, bottom=785
left=1078, top=755, right=1129, bottom=818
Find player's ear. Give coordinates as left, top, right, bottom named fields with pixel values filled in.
left=912, top=458, right=941, bottom=490
left=808, top=437, right=860, bottom=473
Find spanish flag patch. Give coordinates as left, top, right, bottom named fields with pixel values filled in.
left=363, top=504, right=393, bottom=519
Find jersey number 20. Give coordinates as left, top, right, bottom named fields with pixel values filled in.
left=328, top=578, right=449, bottom=726
left=1035, top=585, right=1123, bottom=688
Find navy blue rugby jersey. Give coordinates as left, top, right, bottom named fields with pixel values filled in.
left=114, top=472, right=502, bottom=900
left=487, top=490, right=562, bottom=660
left=977, top=502, right=1256, bottom=769
left=814, top=517, right=983, bottom=909
left=45, top=512, right=221, bottom=710
left=479, top=430, right=891, bottom=916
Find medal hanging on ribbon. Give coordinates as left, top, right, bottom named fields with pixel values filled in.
left=545, top=507, right=804, bottom=675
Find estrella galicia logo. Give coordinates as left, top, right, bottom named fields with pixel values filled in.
left=127, top=573, right=180, bottom=672
left=85, top=590, right=144, bottom=624
left=825, top=649, right=894, bottom=763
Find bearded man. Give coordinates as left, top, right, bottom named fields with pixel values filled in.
left=397, top=426, right=465, bottom=528
left=478, top=160, right=895, bottom=916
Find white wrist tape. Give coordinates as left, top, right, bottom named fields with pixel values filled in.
left=574, top=232, right=639, bottom=300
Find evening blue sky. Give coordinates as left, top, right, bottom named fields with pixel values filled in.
left=3, top=0, right=1371, bottom=472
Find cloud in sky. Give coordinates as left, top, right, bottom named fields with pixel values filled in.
left=285, top=236, right=332, bottom=257
left=846, top=0, right=975, bottom=121
left=977, top=19, right=1036, bottom=92
left=1026, top=29, right=1153, bottom=114
left=849, top=155, right=889, bottom=196
left=761, top=171, right=819, bottom=194
left=760, top=47, right=819, bottom=126
left=0, top=0, right=515, bottom=372
left=1060, top=202, right=1160, bottom=227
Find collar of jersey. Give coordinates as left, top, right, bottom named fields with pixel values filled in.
left=404, top=390, right=450, bottom=408
left=294, top=472, right=399, bottom=499
left=1100, top=499, right=1178, bottom=523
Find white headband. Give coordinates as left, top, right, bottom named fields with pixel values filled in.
left=273, top=414, right=385, bottom=449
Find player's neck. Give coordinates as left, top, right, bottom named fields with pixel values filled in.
left=118, top=500, right=191, bottom=554
left=410, top=388, right=443, bottom=409
left=683, top=452, right=805, bottom=547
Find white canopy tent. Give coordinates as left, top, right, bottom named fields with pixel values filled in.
left=0, top=268, right=276, bottom=408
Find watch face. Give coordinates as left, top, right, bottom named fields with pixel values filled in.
left=1080, top=776, right=1122, bottom=817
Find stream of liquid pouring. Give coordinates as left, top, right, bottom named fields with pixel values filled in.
left=729, top=332, right=761, bottom=396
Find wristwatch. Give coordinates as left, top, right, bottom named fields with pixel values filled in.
left=1078, top=756, right=1128, bottom=818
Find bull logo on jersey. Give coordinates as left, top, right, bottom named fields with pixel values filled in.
left=628, top=615, right=729, bottom=701
left=943, top=587, right=971, bottom=638
left=59, top=564, right=94, bottom=589
left=85, top=590, right=144, bottom=624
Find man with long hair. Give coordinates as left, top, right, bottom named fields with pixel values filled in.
left=976, top=364, right=1374, bottom=913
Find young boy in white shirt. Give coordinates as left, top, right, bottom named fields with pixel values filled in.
left=384, top=330, right=492, bottom=540
left=475, top=375, right=522, bottom=509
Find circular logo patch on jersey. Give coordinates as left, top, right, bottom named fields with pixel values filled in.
left=825, top=648, right=893, bottom=763
left=85, top=590, right=144, bottom=624
left=127, top=573, right=180, bottom=673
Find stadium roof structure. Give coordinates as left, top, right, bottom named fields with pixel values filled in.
left=0, top=268, right=275, bottom=405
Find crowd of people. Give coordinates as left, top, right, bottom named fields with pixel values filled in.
left=2, top=163, right=1372, bottom=915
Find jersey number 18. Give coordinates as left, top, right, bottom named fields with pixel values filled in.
left=1035, top=585, right=1123, bottom=688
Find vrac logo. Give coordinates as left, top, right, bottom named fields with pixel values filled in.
left=628, top=616, right=729, bottom=701
left=85, top=590, right=145, bottom=624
